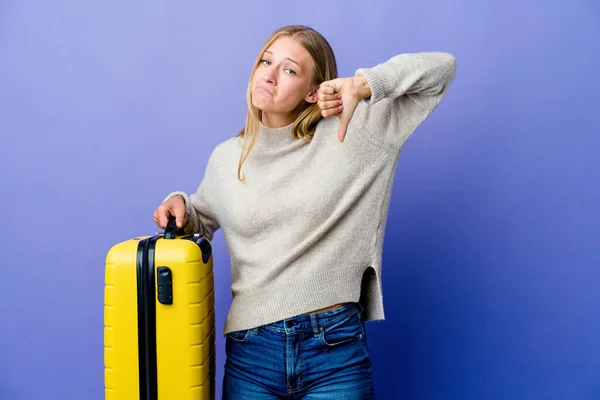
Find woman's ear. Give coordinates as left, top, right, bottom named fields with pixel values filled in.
left=305, top=85, right=320, bottom=104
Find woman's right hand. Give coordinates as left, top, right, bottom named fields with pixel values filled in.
left=153, top=195, right=187, bottom=229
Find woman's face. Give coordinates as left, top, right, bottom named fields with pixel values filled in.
left=251, top=36, right=318, bottom=126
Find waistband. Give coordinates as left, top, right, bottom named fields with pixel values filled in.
left=260, top=302, right=363, bottom=336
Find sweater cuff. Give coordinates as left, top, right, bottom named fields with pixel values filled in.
left=355, top=63, right=391, bottom=105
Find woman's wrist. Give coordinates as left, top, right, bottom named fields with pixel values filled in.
left=353, top=75, right=372, bottom=100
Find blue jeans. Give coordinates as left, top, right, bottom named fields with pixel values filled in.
left=223, top=302, right=374, bottom=399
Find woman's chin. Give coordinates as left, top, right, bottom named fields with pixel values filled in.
left=251, top=98, right=268, bottom=111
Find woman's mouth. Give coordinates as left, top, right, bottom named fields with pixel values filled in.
left=256, top=86, right=273, bottom=96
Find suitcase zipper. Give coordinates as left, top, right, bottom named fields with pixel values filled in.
left=135, top=221, right=213, bottom=399
left=136, top=236, right=160, bottom=400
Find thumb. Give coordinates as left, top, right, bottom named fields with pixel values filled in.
left=338, top=118, right=349, bottom=142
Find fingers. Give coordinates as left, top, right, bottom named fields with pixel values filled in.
left=318, top=92, right=341, bottom=103
left=321, top=105, right=343, bottom=118
left=318, top=82, right=343, bottom=119
left=318, top=96, right=342, bottom=118
left=319, top=98, right=343, bottom=117
left=318, top=80, right=342, bottom=104
left=319, top=84, right=335, bottom=95
left=156, top=205, right=170, bottom=229
left=173, top=204, right=186, bottom=228
left=153, top=209, right=160, bottom=227
left=154, top=195, right=188, bottom=230
left=320, top=99, right=343, bottom=109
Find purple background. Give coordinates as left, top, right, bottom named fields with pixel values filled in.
left=1, top=1, right=599, bottom=399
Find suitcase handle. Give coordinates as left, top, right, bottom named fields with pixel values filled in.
left=164, top=216, right=179, bottom=239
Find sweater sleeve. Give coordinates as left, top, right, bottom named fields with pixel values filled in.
left=162, top=153, right=220, bottom=241
left=353, top=52, right=457, bottom=151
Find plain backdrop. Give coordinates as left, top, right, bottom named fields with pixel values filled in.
left=1, top=0, right=599, bottom=399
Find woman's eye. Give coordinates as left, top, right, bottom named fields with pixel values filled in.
left=260, top=59, right=295, bottom=75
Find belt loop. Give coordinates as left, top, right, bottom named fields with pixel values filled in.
left=310, top=313, right=319, bottom=337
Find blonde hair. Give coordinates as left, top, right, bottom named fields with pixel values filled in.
left=236, top=25, right=338, bottom=181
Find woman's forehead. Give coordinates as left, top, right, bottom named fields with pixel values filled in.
left=265, top=37, right=311, bottom=64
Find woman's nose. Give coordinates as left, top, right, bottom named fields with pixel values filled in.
left=263, top=69, right=276, bottom=84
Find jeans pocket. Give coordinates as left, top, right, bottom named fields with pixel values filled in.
left=227, top=329, right=251, bottom=343
left=319, top=311, right=363, bottom=347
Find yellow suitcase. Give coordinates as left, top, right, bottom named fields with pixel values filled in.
left=104, top=217, right=215, bottom=399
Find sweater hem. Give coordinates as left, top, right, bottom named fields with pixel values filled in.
left=223, top=262, right=378, bottom=335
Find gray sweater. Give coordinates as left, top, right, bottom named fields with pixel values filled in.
left=165, top=52, right=457, bottom=335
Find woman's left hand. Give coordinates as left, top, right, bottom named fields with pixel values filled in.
left=318, top=76, right=371, bottom=142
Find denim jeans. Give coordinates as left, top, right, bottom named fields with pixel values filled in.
left=223, top=302, right=374, bottom=399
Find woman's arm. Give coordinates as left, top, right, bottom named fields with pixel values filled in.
left=162, top=155, right=220, bottom=240
left=319, top=52, right=457, bottom=150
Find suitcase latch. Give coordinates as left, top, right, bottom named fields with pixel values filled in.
left=157, top=267, right=173, bottom=305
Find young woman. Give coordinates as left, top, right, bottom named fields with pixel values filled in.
left=154, top=24, right=456, bottom=399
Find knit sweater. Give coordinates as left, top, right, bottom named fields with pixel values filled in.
left=164, top=52, right=457, bottom=335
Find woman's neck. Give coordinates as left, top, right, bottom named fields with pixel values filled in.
left=261, top=112, right=294, bottom=128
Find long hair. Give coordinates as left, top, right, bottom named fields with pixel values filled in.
left=236, top=25, right=338, bottom=181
